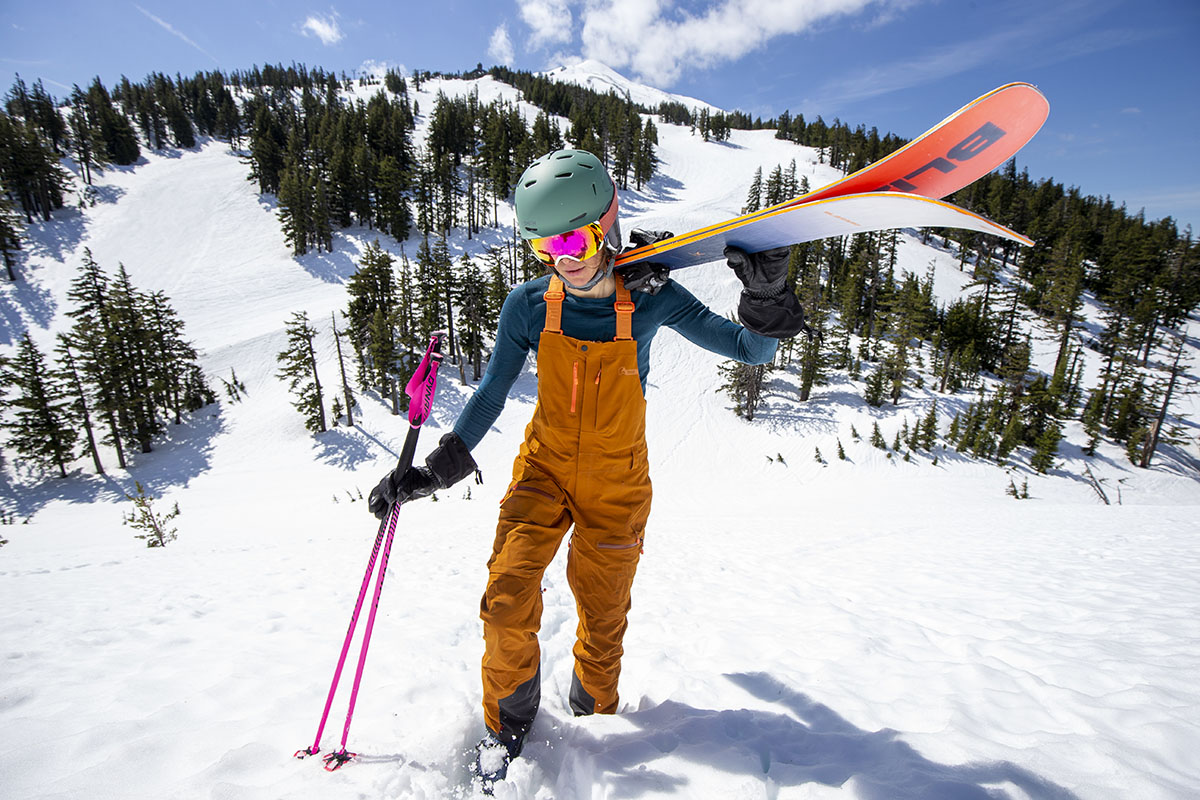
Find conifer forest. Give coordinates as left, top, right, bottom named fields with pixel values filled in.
left=1, top=62, right=1197, bottom=479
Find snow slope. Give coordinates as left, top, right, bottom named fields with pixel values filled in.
left=542, top=59, right=724, bottom=114
left=2, top=67, right=1199, bottom=800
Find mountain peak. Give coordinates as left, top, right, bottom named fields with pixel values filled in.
left=541, top=59, right=724, bottom=114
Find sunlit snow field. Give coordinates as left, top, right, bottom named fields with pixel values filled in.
left=2, top=68, right=1198, bottom=800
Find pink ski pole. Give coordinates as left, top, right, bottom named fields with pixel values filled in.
left=295, top=333, right=445, bottom=769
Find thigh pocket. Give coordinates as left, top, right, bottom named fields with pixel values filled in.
left=499, top=476, right=567, bottom=530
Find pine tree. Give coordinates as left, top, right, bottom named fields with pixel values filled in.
left=743, top=167, right=763, bottom=214
left=123, top=481, right=179, bottom=547
left=55, top=335, right=104, bottom=474
left=247, top=105, right=285, bottom=194
left=1139, top=329, right=1190, bottom=468
left=633, top=118, right=657, bottom=190
left=413, top=235, right=444, bottom=342
left=863, top=364, right=888, bottom=407
left=717, top=359, right=768, bottom=420
left=997, top=411, right=1023, bottom=463
left=65, top=249, right=127, bottom=468
left=278, top=164, right=311, bottom=256
left=345, top=240, right=397, bottom=393
left=85, top=77, right=140, bottom=164
left=431, top=235, right=457, bottom=360
left=1030, top=423, right=1061, bottom=474
left=870, top=421, right=887, bottom=450
left=1080, top=388, right=1104, bottom=456
left=310, top=169, right=334, bottom=253
left=331, top=312, right=356, bottom=427
left=0, top=191, right=22, bottom=280
left=456, top=253, right=489, bottom=381
left=764, top=164, right=785, bottom=206
left=0, top=333, right=78, bottom=477
left=375, top=154, right=411, bottom=239
left=276, top=311, right=327, bottom=433
left=919, top=401, right=938, bottom=450
left=1, top=110, right=70, bottom=220
left=143, top=289, right=208, bottom=422
left=106, top=264, right=161, bottom=453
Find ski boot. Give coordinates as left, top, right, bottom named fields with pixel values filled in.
left=471, top=730, right=524, bottom=795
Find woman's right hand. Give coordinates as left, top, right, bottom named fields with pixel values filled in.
left=367, top=466, right=437, bottom=519
left=365, top=432, right=479, bottom=519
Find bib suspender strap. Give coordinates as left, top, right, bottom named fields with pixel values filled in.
left=542, top=274, right=634, bottom=340
left=543, top=277, right=565, bottom=335
left=613, top=275, right=634, bottom=342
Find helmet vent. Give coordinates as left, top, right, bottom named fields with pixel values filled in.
left=555, top=172, right=572, bottom=178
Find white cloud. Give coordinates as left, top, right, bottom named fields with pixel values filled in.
left=300, top=12, right=344, bottom=46
left=489, top=24, right=516, bottom=66
left=134, top=4, right=220, bottom=64
left=513, top=0, right=888, bottom=86
left=518, top=0, right=575, bottom=51
left=357, top=59, right=407, bottom=80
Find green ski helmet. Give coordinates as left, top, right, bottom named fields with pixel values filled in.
left=514, top=149, right=621, bottom=253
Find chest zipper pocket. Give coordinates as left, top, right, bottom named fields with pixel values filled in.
left=570, top=361, right=579, bottom=414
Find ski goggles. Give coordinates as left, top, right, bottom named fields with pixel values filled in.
left=528, top=222, right=605, bottom=267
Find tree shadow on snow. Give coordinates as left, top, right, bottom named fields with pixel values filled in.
left=311, top=426, right=381, bottom=471
left=293, top=245, right=362, bottom=285
left=24, top=202, right=93, bottom=264
left=0, top=404, right=225, bottom=519
left=0, top=266, right=57, bottom=347
left=557, top=672, right=1080, bottom=800
left=618, top=174, right=686, bottom=216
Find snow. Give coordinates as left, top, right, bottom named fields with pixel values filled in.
left=2, top=65, right=1199, bottom=800
left=542, top=59, right=724, bottom=115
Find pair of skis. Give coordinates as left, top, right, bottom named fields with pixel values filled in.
left=294, top=333, right=445, bottom=771
left=615, top=82, right=1050, bottom=272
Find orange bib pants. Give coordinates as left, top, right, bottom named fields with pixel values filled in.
left=480, top=276, right=653, bottom=744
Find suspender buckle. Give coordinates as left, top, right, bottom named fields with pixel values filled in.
left=613, top=301, right=635, bottom=313
left=544, top=290, right=565, bottom=302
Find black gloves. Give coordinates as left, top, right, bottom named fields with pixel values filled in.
left=367, top=432, right=479, bottom=519
left=725, top=245, right=809, bottom=339
left=615, top=229, right=674, bottom=295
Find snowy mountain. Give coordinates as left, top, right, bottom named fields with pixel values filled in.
left=543, top=59, right=724, bottom=114
left=1, top=63, right=1199, bottom=800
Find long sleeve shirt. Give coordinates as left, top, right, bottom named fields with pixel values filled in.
left=452, top=274, right=777, bottom=450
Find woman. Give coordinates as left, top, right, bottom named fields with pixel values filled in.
left=368, top=149, right=806, bottom=785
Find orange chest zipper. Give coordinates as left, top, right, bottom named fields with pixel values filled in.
left=570, top=361, right=579, bottom=414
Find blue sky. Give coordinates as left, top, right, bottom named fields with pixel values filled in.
left=3, top=0, right=1197, bottom=232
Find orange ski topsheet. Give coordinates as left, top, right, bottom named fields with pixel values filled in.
left=787, top=82, right=1049, bottom=206
left=616, top=83, right=1049, bottom=271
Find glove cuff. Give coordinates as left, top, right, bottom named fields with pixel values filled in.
left=742, top=276, right=787, bottom=300
left=425, top=432, right=478, bottom=488
left=738, top=291, right=809, bottom=339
